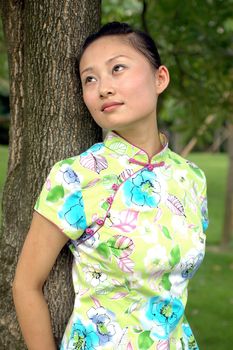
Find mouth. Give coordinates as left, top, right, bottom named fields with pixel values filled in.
left=101, top=102, right=124, bottom=112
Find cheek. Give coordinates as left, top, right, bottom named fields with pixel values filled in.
left=122, top=75, right=156, bottom=105
left=124, top=70, right=156, bottom=93
left=83, top=92, right=102, bottom=123
left=83, top=91, right=97, bottom=111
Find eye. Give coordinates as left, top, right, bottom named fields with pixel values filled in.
left=113, top=64, right=126, bottom=73
left=84, top=76, right=97, bottom=84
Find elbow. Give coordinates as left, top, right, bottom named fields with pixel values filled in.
left=12, top=274, right=24, bottom=303
left=12, top=273, right=42, bottom=304
left=12, top=282, right=20, bottom=308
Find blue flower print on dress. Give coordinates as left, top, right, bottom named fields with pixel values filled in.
left=59, top=192, right=87, bottom=230
left=68, top=319, right=99, bottom=350
left=201, top=197, right=208, bottom=232
left=63, top=167, right=80, bottom=185
left=81, top=143, right=104, bottom=157
left=182, top=324, right=199, bottom=350
left=87, top=306, right=116, bottom=345
left=181, top=253, right=204, bottom=279
left=145, top=296, right=184, bottom=339
left=123, top=169, right=161, bottom=208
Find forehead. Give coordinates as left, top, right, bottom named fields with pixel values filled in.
left=79, top=35, right=145, bottom=70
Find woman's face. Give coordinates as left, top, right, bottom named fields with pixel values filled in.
left=79, top=35, right=168, bottom=132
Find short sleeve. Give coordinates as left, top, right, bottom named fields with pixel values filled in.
left=34, top=161, right=87, bottom=240
left=199, top=172, right=209, bottom=233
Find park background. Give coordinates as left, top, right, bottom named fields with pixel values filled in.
left=0, top=1, right=233, bottom=349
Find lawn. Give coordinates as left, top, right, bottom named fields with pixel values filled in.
left=186, top=249, right=233, bottom=350
left=0, top=147, right=232, bottom=349
left=188, top=153, right=228, bottom=245
left=186, top=153, right=232, bottom=349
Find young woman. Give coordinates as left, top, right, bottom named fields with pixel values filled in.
left=13, top=22, right=208, bottom=350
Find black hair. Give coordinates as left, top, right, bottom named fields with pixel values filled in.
left=80, top=22, right=161, bottom=70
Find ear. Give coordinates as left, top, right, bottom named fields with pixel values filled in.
left=155, top=65, right=170, bottom=94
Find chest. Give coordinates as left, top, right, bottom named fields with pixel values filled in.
left=72, top=167, right=205, bottom=279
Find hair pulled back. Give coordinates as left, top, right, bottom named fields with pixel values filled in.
left=80, top=22, right=161, bottom=70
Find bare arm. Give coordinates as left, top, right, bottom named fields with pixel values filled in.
left=13, top=211, right=69, bottom=350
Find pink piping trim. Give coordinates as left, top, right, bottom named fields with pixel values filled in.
left=111, top=130, right=167, bottom=162
left=128, top=158, right=165, bottom=169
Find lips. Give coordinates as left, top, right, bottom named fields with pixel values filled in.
left=101, top=101, right=124, bottom=112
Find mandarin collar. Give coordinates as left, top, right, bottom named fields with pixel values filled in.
left=103, top=130, right=169, bottom=164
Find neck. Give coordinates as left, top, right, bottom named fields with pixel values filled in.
left=114, top=122, right=162, bottom=159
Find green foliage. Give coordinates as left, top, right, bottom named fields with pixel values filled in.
left=147, top=0, right=233, bottom=131
left=102, top=0, right=233, bottom=143
left=102, top=0, right=142, bottom=27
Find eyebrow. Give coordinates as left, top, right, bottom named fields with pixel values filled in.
left=80, top=54, right=130, bottom=76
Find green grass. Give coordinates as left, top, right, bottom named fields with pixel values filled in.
left=0, top=145, right=8, bottom=187
left=180, top=153, right=231, bottom=349
left=188, top=153, right=228, bottom=245
left=186, top=153, right=232, bottom=349
left=186, top=249, right=233, bottom=349
left=0, top=148, right=232, bottom=349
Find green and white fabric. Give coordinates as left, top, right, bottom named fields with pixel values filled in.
left=35, top=130, right=208, bottom=350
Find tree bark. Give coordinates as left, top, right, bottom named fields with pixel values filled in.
left=221, top=123, right=233, bottom=247
left=0, top=1, right=101, bottom=348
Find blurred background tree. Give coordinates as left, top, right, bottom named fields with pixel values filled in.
left=102, top=0, right=232, bottom=147
left=101, top=3, right=233, bottom=348
left=102, top=0, right=233, bottom=246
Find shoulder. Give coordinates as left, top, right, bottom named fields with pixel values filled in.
left=51, top=141, right=105, bottom=168
left=47, top=141, right=106, bottom=185
left=167, top=149, right=207, bottom=186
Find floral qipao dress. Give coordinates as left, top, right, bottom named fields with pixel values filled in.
left=35, top=131, right=209, bottom=350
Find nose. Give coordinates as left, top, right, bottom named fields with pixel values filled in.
left=99, top=77, right=115, bottom=98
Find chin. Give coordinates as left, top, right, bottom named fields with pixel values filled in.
left=93, top=119, right=126, bottom=131
left=92, top=114, right=143, bottom=131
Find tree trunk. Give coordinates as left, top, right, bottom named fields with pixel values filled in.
left=221, top=123, right=233, bottom=247
left=0, top=1, right=101, bottom=349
